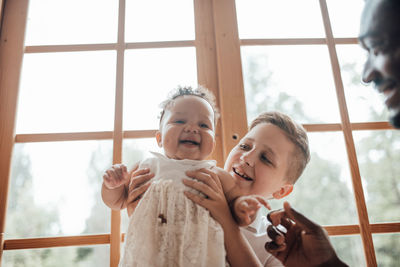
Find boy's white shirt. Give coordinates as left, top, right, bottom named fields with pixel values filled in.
left=241, top=211, right=284, bottom=267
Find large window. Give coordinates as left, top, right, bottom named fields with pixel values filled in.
left=1, top=0, right=398, bottom=266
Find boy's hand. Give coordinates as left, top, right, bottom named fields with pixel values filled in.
left=103, top=164, right=130, bottom=189
left=183, top=168, right=233, bottom=226
left=126, top=167, right=154, bottom=217
left=234, top=195, right=270, bottom=226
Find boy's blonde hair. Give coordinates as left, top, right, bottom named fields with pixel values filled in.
left=159, top=85, right=220, bottom=128
left=250, top=111, right=310, bottom=184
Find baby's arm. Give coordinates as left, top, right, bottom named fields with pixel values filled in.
left=101, top=164, right=131, bottom=210
left=209, top=167, right=270, bottom=227
left=232, top=195, right=270, bottom=226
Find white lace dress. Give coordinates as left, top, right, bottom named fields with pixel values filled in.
left=120, top=152, right=227, bottom=267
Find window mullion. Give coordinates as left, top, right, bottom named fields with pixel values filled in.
left=193, top=0, right=225, bottom=165
left=0, top=0, right=29, bottom=264
left=319, top=1, right=376, bottom=266
left=211, top=0, right=248, bottom=158
left=110, top=0, right=126, bottom=266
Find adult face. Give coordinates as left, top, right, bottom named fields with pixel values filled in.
left=359, top=0, right=400, bottom=128
left=156, top=95, right=216, bottom=160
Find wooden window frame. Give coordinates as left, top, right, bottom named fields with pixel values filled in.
left=1, top=0, right=399, bottom=267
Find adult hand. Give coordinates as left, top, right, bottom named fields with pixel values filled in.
left=183, top=168, right=233, bottom=225
left=103, top=164, right=130, bottom=189
left=265, top=202, right=348, bottom=267
left=126, top=165, right=154, bottom=217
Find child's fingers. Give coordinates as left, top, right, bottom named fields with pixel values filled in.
left=131, top=167, right=151, bottom=178
left=182, top=178, right=218, bottom=200
left=129, top=171, right=155, bottom=188
left=127, top=181, right=152, bottom=203
left=113, top=164, right=123, bottom=178
left=254, top=195, right=271, bottom=210
left=106, top=169, right=118, bottom=180
left=184, top=191, right=210, bottom=210
left=244, top=197, right=259, bottom=206
left=128, top=163, right=139, bottom=177
left=121, top=164, right=127, bottom=174
left=198, top=168, right=223, bottom=188
left=185, top=169, right=220, bottom=192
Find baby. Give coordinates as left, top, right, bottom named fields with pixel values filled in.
left=102, top=86, right=268, bottom=266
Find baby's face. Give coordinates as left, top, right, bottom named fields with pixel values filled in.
left=224, top=122, right=294, bottom=199
left=156, top=95, right=216, bottom=160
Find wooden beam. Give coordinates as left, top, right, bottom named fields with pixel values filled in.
left=11, top=121, right=393, bottom=144
left=303, top=121, right=394, bottom=132
left=24, top=43, right=116, bottom=53
left=15, top=131, right=114, bottom=143
left=126, top=40, right=194, bottom=49
left=211, top=0, right=248, bottom=158
left=3, top=234, right=110, bottom=250
left=324, top=222, right=400, bottom=236
left=319, top=1, right=376, bottom=266
left=194, top=0, right=225, bottom=166
left=3, top=222, right=399, bottom=251
left=0, top=0, right=29, bottom=264
left=109, top=1, right=126, bottom=266
left=240, top=37, right=358, bottom=46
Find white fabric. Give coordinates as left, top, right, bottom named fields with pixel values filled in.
left=241, top=211, right=284, bottom=267
left=120, top=152, right=227, bottom=267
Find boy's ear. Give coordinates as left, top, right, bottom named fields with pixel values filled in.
left=156, top=131, right=162, bottom=147
left=272, top=184, right=293, bottom=199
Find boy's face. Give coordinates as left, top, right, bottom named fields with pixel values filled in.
left=224, top=122, right=294, bottom=199
left=156, top=95, right=216, bottom=160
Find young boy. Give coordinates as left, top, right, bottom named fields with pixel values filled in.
left=182, top=111, right=310, bottom=266
left=102, top=86, right=270, bottom=267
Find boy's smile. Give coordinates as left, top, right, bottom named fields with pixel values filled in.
left=232, top=165, right=253, bottom=182
left=156, top=95, right=216, bottom=160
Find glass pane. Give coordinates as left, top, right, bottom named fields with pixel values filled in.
left=354, top=130, right=400, bottom=223
left=2, top=245, right=109, bottom=267
left=326, top=0, right=365, bottom=38
left=337, top=45, right=389, bottom=123
left=269, top=132, right=358, bottom=225
left=236, top=0, right=325, bottom=39
left=242, top=46, right=341, bottom=124
left=17, top=52, right=116, bottom=134
left=5, top=141, right=112, bottom=238
left=121, top=138, right=163, bottom=230
left=330, top=235, right=366, bottom=267
left=373, top=233, right=400, bottom=267
left=123, top=48, right=197, bottom=130
left=25, top=0, right=118, bottom=45
left=125, top=0, right=195, bottom=42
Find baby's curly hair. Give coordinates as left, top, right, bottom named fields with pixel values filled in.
left=159, top=85, right=220, bottom=127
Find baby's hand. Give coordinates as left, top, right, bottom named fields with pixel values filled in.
left=233, top=195, right=270, bottom=226
left=103, top=164, right=130, bottom=189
